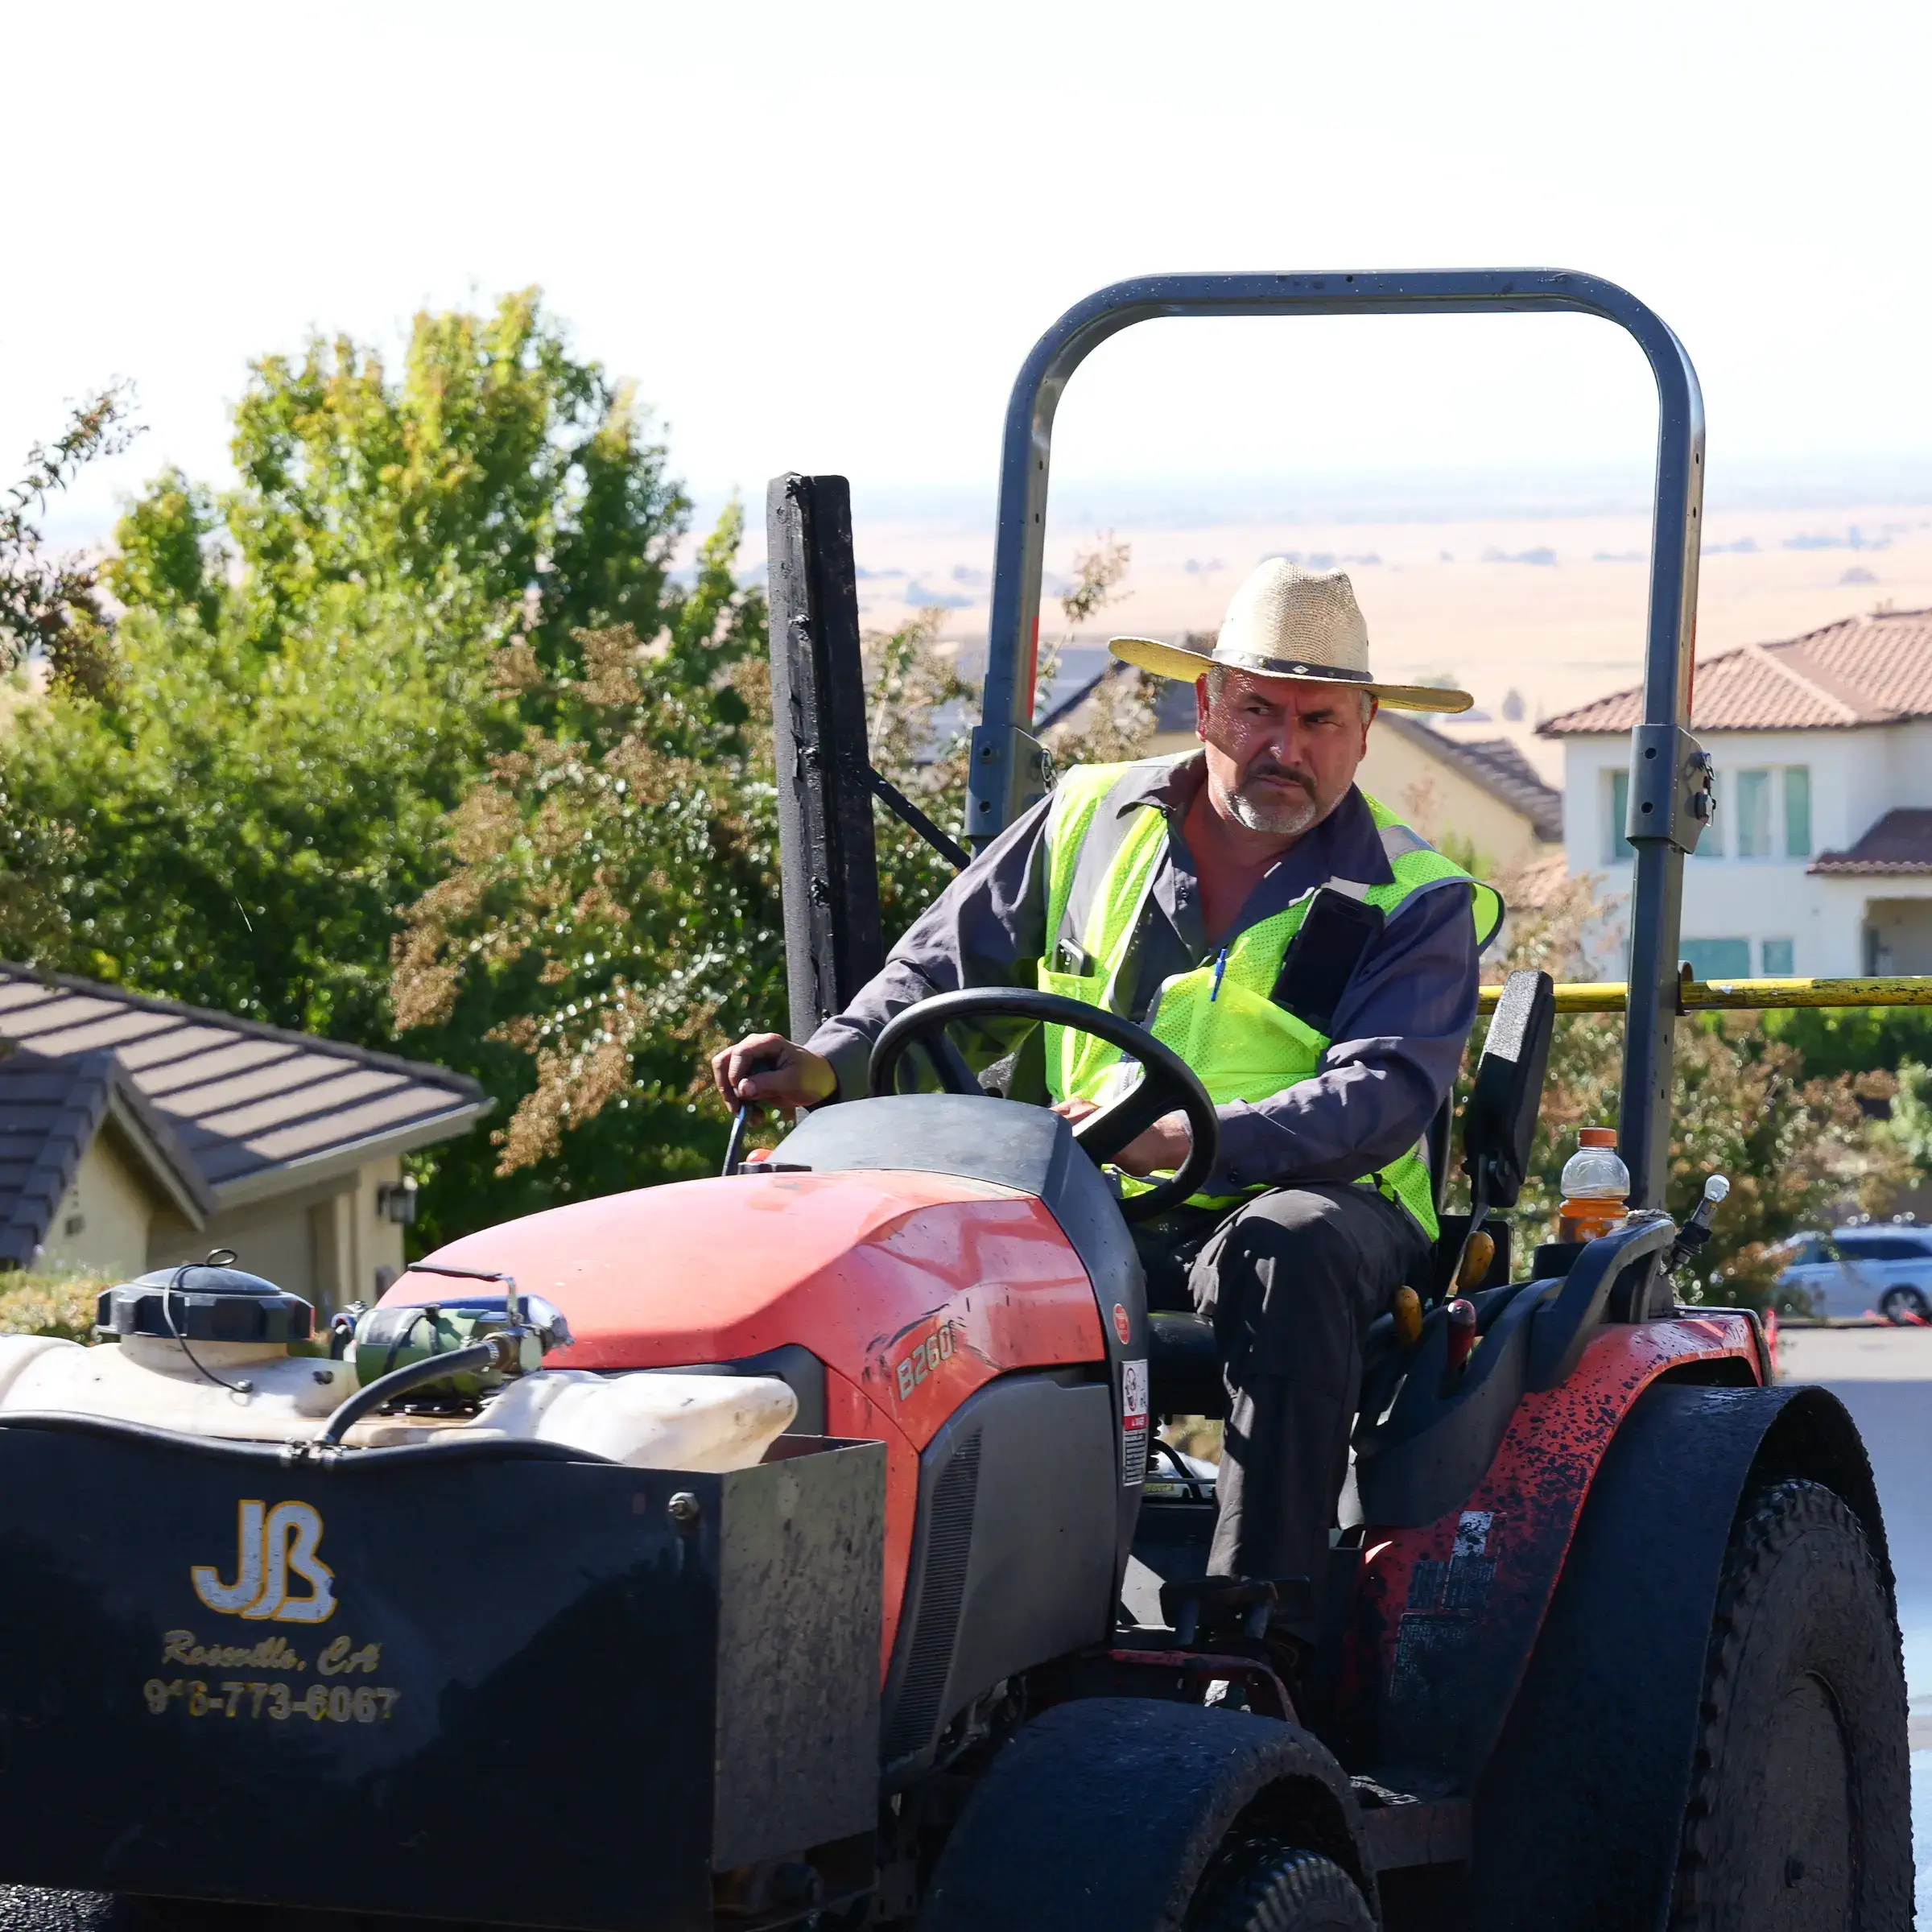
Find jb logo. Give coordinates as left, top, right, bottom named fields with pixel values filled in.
left=192, top=1500, right=336, bottom=1624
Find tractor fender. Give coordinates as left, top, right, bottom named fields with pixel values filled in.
left=1348, top=1313, right=1761, bottom=1792
left=1472, top=1377, right=1890, bottom=1932
left=914, top=1697, right=1373, bottom=1932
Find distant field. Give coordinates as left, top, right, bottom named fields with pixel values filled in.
left=842, top=502, right=1932, bottom=783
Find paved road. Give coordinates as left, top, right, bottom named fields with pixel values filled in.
left=1777, top=1323, right=1932, bottom=1914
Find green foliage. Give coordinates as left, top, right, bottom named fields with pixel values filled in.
left=7, top=587, right=491, bottom=1037
left=1459, top=872, right=1910, bottom=1311
left=0, top=1269, right=103, bottom=1341
left=1888, top=1062, right=1932, bottom=1170
left=0, top=770, right=76, bottom=964
left=102, top=465, right=224, bottom=632
left=392, top=506, right=773, bottom=1242
left=217, top=291, right=686, bottom=673
left=0, top=386, right=140, bottom=696
left=5, top=291, right=704, bottom=1062
left=1765, top=1004, right=1932, bottom=1083
left=393, top=539, right=1151, bottom=1241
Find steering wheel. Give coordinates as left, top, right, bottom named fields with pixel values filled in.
left=867, top=987, right=1220, bottom=1220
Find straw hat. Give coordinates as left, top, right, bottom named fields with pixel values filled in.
left=1108, top=559, right=1472, bottom=714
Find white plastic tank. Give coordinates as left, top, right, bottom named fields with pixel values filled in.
left=0, top=1264, right=797, bottom=1471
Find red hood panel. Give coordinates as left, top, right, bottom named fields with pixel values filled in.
left=387, top=1168, right=1105, bottom=1413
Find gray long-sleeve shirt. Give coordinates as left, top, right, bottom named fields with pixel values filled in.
left=805, top=751, right=1484, bottom=1199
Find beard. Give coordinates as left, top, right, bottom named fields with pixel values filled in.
left=1217, top=760, right=1323, bottom=837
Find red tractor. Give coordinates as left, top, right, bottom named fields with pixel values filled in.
left=0, top=271, right=1909, bottom=1931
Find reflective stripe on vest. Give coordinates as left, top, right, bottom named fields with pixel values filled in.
left=1035, top=759, right=1504, bottom=1234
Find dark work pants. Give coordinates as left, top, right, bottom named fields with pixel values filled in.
left=1169, top=1184, right=1430, bottom=1625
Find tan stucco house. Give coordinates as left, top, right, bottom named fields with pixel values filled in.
left=0, top=968, right=489, bottom=1311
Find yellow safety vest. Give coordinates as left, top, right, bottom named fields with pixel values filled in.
left=1034, top=756, right=1503, bottom=1235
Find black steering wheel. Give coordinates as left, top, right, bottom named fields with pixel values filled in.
left=867, top=987, right=1220, bottom=1220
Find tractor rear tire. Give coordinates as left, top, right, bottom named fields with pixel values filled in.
left=1185, top=1839, right=1376, bottom=1931
left=1670, top=1476, right=1909, bottom=1930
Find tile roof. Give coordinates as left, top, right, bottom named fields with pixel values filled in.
left=0, top=1047, right=211, bottom=1269
left=1377, top=713, right=1565, bottom=844
left=1540, top=608, right=1932, bottom=735
left=1808, top=808, right=1932, bottom=877
left=0, top=968, right=489, bottom=1210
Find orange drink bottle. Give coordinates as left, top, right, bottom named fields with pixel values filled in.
left=1557, top=1125, right=1630, bottom=1245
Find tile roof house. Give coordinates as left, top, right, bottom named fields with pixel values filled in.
left=1542, top=607, right=1932, bottom=977
left=0, top=968, right=489, bottom=1307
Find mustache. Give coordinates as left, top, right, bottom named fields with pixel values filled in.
left=1240, top=758, right=1316, bottom=791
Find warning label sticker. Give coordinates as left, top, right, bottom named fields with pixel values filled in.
left=1121, top=1357, right=1149, bottom=1487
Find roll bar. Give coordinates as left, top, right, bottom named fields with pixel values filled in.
left=970, top=270, right=1708, bottom=1208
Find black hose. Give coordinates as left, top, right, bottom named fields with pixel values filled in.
left=315, top=1339, right=502, bottom=1447
left=722, top=1104, right=753, bottom=1177
left=0, top=1408, right=609, bottom=1468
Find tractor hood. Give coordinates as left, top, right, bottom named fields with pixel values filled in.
left=383, top=1167, right=1105, bottom=1422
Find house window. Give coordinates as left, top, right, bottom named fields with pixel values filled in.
left=1607, top=770, right=1634, bottom=861
left=1761, top=937, right=1794, bottom=976
left=1681, top=938, right=1752, bottom=980
left=1784, top=766, right=1812, bottom=857
left=1736, top=770, right=1772, bottom=857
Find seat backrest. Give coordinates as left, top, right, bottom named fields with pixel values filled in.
left=1460, top=968, right=1556, bottom=1209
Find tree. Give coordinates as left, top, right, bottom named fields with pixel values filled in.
left=392, top=536, right=1149, bottom=1244
left=0, top=390, right=138, bottom=961
left=390, top=509, right=773, bottom=1245
left=1461, top=870, right=1913, bottom=1309
left=5, top=291, right=716, bottom=1049
left=7, top=585, right=493, bottom=1035
left=217, top=290, right=686, bottom=674
left=0, top=772, right=76, bottom=966
left=0, top=386, right=139, bottom=696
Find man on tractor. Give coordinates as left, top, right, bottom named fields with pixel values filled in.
left=713, top=558, right=1501, bottom=1652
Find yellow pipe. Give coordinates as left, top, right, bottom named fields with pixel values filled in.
left=1476, top=975, right=1932, bottom=1016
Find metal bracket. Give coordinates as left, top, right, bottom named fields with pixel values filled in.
left=1626, top=724, right=1713, bottom=857
left=861, top=762, right=970, bottom=871
left=966, top=724, right=1054, bottom=840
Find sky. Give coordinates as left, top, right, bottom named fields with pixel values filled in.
left=4, top=0, right=1930, bottom=547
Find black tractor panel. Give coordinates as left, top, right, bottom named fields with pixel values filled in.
left=0, top=1423, right=883, bottom=1930
left=774, top=1093, right=1141, bottom=1319
left=881, top=1373, right=1117, bottom=1778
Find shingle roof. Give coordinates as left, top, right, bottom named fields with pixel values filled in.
left=0, top=1046, right=211, bottom=1268
left=1540, top=608, right=1932, bottom=736
left=0, top=968, right=489, bottom=1210
left=1808, top=808, right=1932, bottom=877
left=1376, top=713, right=1564, bottom=844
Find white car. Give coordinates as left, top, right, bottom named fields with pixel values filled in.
left=1777, top=1224, right=1932, bottom=1323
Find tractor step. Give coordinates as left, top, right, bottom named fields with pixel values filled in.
left=1351, top=1781, right=1472, bottom=1871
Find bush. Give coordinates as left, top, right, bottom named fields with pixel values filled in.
left=0, top=1271, right=103, bottom=1340
left=1461, top=869, right=1912, bottom=1312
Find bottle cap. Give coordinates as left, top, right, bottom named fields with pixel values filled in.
left=1579, top=1126, right=1618, bottom=1147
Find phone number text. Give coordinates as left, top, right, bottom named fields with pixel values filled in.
left=143, top=1678, right=401, bottom=1723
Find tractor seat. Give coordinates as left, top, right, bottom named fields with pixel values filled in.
left=1147, top=1311, right=1228, bottom=1419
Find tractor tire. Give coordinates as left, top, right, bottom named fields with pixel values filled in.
left=1185, top=1839, right=1376, bottom=1932
left=1670, top=1476, right=1909, bottom=1930
left=1878, top=1284, right=1929, bottom=1325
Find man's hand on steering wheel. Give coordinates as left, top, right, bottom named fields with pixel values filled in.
left=1053, top=1097, right=1192, bottom=1178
